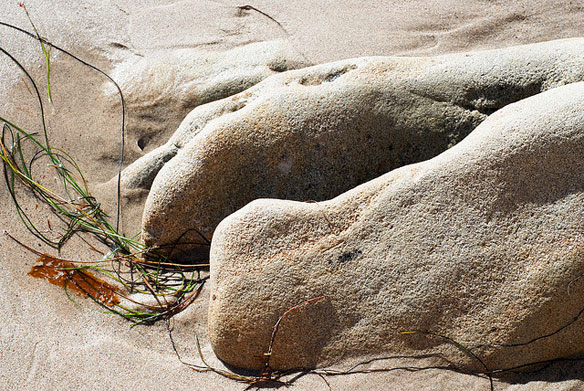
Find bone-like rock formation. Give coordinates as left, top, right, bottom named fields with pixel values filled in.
left=140, top=38, right=584, bottom=257
left=208, top=81, right=584, bottom=371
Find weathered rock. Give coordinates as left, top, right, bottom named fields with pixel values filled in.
left=106, top=40, right=305, bottom=180
left=141, top=38, right=584, bottom=257
left=208, top=81, right=584, bottom=371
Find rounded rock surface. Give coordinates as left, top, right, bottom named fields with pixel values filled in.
left=141, top=38, right=584, bottom=258
left=208, top=81, right=584, bottom=371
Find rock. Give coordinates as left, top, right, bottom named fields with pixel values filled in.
left=141, top=38, right=584, bottom=257
left=105, top=40, right=306, bottom=181
left=207, top=81, right=584, bottom=371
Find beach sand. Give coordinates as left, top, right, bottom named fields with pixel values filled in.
left=2, top=1, right=584, bottom=389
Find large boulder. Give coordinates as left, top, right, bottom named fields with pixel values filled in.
left=139, top=38, right=584, bottom=258
left=208, top=81, right=584, bottom=371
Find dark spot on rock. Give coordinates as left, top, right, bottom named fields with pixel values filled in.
left=324, top=71, right=343, bottom=83
left=338, top=249, right=362, bottom=263
left=137, top=137, right=147, bottom=151
left=110, top=42, right=129, bottom=50
left=323, top=73, right=339, bottom=83
left=325, top=64, right=358, bottom=83
left=268, top=61, right=288, bottom=73
left=328, top=249, right=362, bottom=266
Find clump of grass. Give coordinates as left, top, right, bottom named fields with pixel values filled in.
left=0, top=12, right=208, bottom=325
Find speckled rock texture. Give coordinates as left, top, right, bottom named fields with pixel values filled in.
left=208, top=81, right=584, bottom=371
left=140, top=38, right=584, bottom=257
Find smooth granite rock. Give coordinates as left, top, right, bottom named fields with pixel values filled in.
left=208, top=81, right=584, bottom=371
left=140, top=38, right=584, bottom=257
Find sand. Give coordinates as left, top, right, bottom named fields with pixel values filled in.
left=1, top=1, right=584, bottom=390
